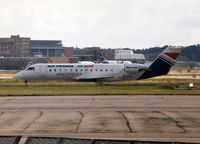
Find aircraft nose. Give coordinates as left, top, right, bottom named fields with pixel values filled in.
left=13, top=73, right=20, bottom=79
left=13, top=72, right=23, bottom=80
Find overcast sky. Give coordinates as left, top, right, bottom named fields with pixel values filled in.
left=0, top=0, right=200, bottom=49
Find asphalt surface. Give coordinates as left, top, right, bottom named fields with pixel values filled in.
left=0, top=95, right=200, bottom=143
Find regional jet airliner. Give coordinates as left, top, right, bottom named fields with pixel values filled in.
left=13, top=46, right=183, bottom=82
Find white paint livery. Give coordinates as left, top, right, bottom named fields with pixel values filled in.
left=13, top=46, right=184, bottom=82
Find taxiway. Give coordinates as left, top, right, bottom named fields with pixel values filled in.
left=0, top=95, right=200, bottom=142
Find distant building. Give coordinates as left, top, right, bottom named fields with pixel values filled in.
left=0, top=35, right=31, bottom=57
left=115, top=49, right=145, bottom=63
left=99, top=49, right=145, bottom=63
left=72, top=48, right=145, bottom=63
left=68, top=56, right=79, bottom=63
left=174, top=61, right=199, bottom=70
left=47, top=57, right=69, bottom=64
left=0, top=35, right=67, bottom=69
left=0, top=57, right=47, bottom=70
left=64, top=47, right=74, bottom=57
left=30, top=40, right=64, bottom=57
left=0, top=35, right=146, bottom=69
left=73, top=47, right=100, bottom=61
left=0, top=35, right=76, bottom=69
left=0, top=35, right=66, bottom=58
left=101, top=49, right=115, bottom=60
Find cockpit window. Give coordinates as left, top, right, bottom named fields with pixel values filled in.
left=27, top=67, right=35, bottom=71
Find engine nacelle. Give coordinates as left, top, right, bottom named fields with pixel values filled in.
left=124, top=64, right=149, bottom=73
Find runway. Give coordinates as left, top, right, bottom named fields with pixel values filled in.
left=0, top=95, right=200, bottom=142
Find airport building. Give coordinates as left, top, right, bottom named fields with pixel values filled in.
left=30, top=40, right=64, bottom=57
left=63, top=47, right=74, bottom=57
left=101, top=49, right=115, bottom=60
left=0, top=35, right=69, bottom=58
left=72, top=48, right=145, bottom=63
left=0, top=35, right=145, bottom=69
left=73, top=47, right=101, bottom=61
left=0, top=35, right=66, bottom=69
left=0, top=57, right=47, bottom=70
left=0, top=35, right=31, bottom=57
left=115, top=49, right=145, bottom=63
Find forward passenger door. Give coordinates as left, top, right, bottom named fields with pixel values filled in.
left=40, top=65, right=47, bottom=79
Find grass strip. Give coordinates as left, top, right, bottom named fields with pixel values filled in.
left=0, top=79, right=199, bottom=96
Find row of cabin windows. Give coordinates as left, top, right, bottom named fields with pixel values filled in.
left=48, top=68, right=114, bottom=72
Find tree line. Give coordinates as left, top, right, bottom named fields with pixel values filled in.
left=133, top=44, right=200, bottom=62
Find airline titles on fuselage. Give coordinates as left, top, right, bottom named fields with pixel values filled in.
left=47, top=64, right=115, bottom=79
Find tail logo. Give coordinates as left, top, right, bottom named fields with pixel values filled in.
left=164, top=53, right=179, bottom=60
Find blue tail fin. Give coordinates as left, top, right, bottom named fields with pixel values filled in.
left=99, top=51, right=106, bottom=62
left=138, top=46, right=184, bottom=80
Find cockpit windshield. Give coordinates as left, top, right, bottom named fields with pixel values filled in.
left=26, top=67, right=35, bottom=71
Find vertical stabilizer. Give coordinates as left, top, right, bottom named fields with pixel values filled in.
left=99, top=51, right=106, bottom=63
left=138, top=46, right=184, bottom=79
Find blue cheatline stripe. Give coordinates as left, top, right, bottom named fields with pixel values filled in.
left=159, top=55, right=175, bottom=66
left=160, top=54, right=176, bottom=65
left=159, top=56, right=173, bottom=66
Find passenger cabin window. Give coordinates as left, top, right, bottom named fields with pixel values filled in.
left=27, top=67, right=35, bottom=71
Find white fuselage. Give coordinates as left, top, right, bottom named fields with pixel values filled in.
left=13, top=46, right=184, bottom=82
left=14, top=63, right=146, bottom=82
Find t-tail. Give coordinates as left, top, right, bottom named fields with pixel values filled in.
left=138, top=46, right=184, bottom=80
left=99, top=51, right=107, bottom=63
